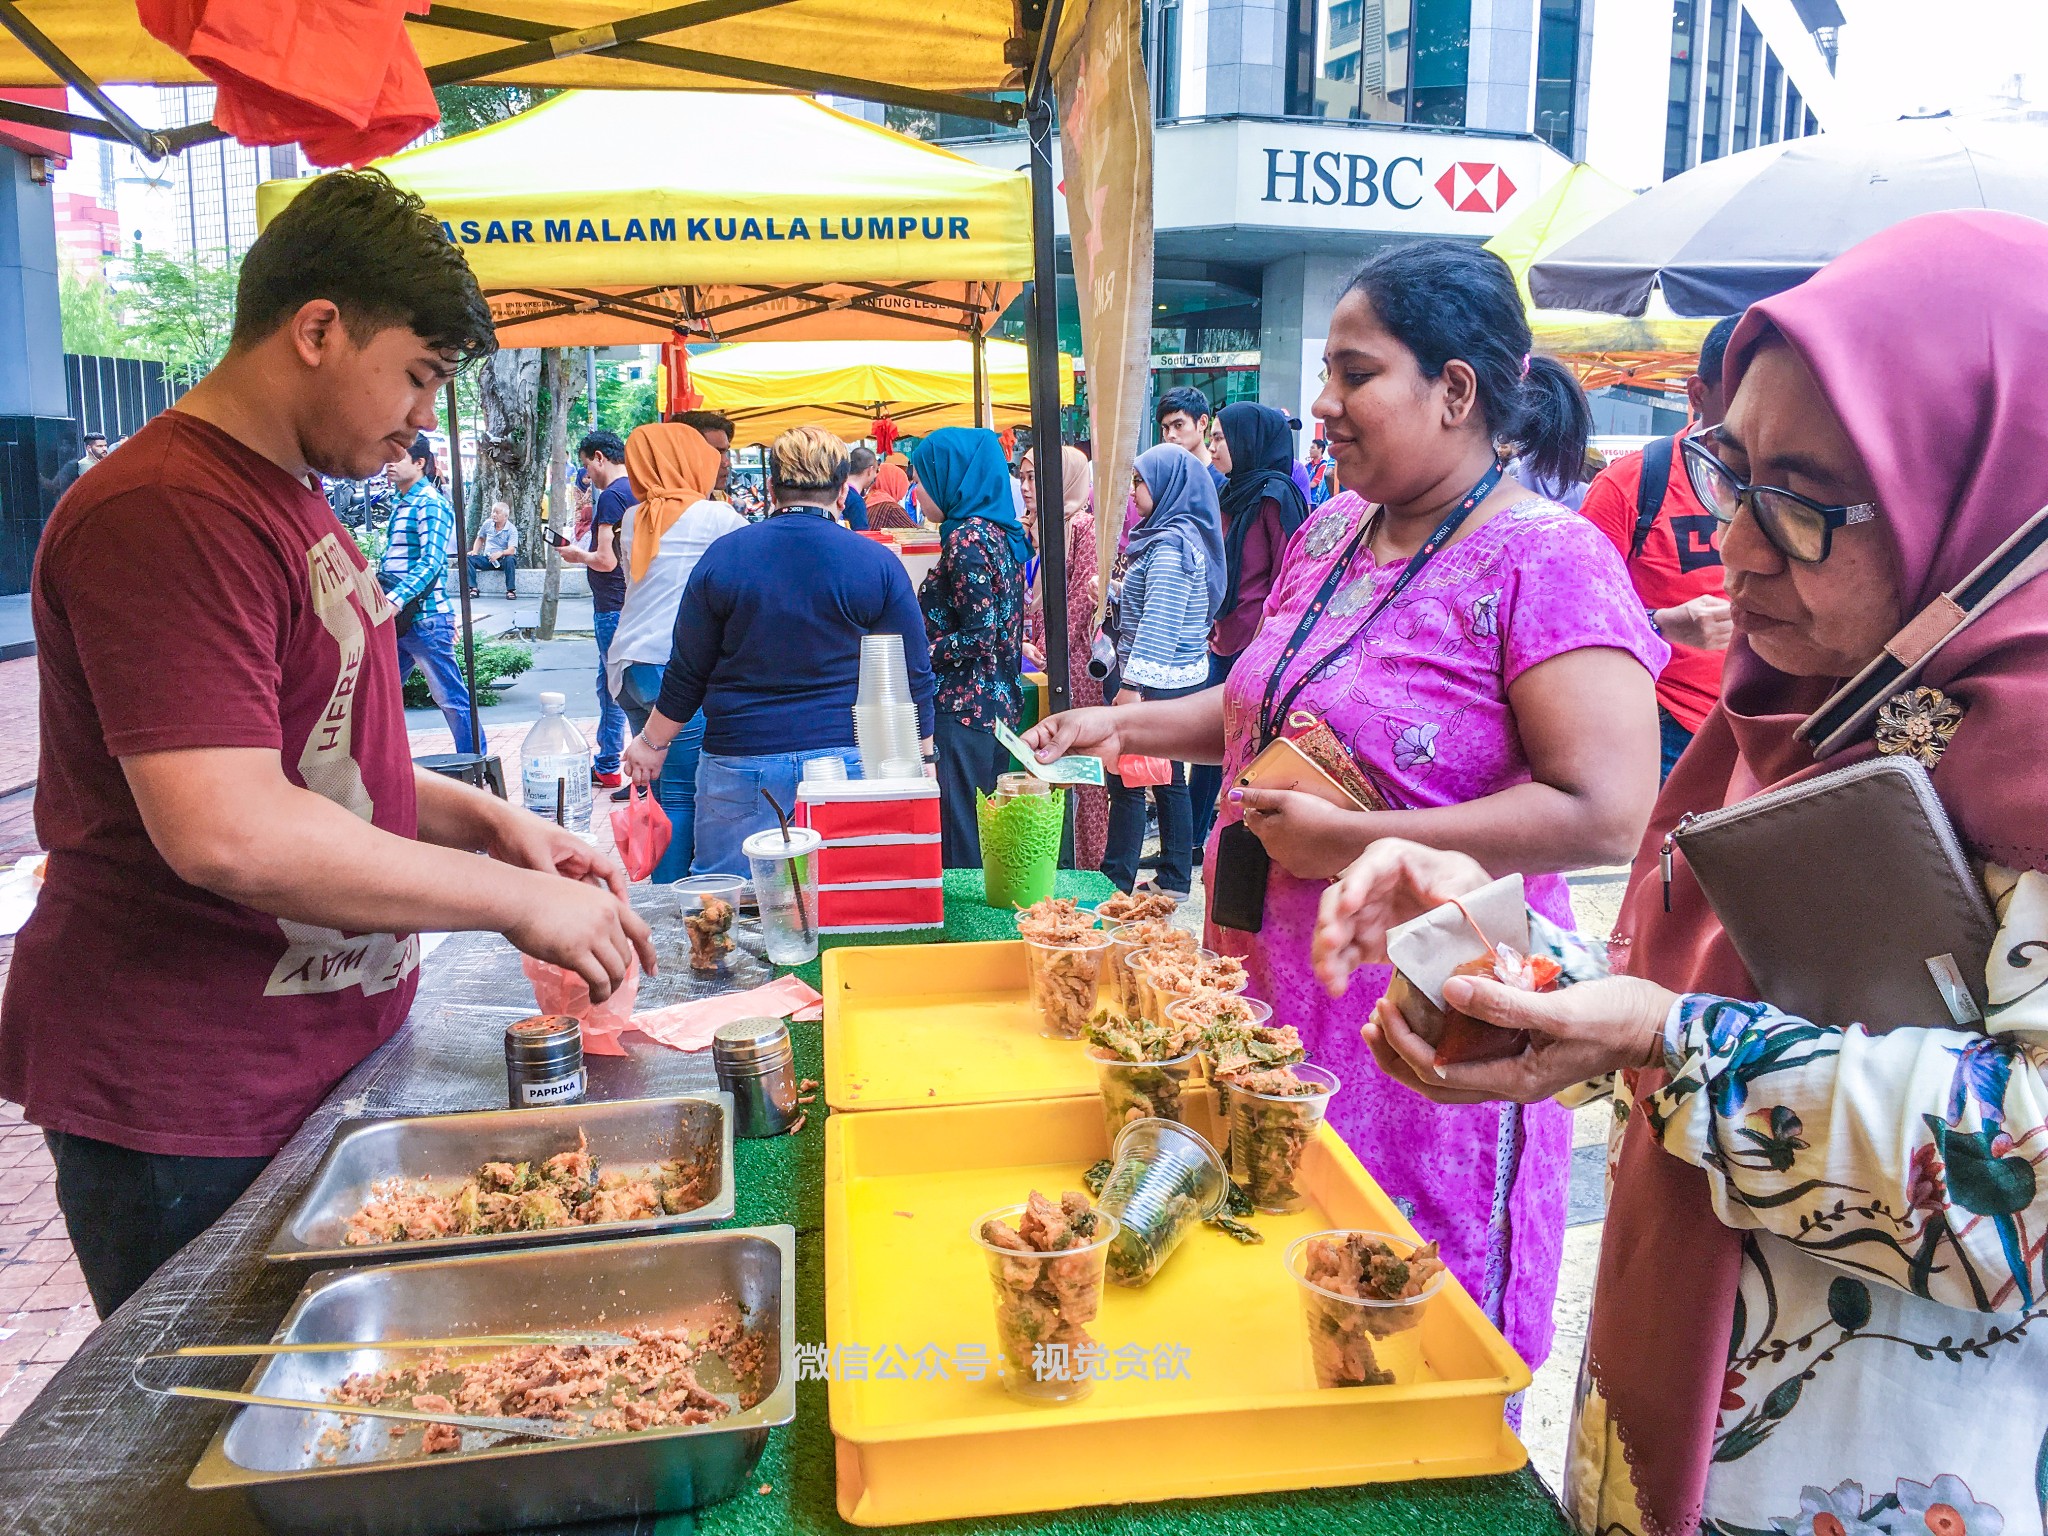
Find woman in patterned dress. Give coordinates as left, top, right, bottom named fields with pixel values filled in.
left=1317, top=210, right=2048, bottom=1536
left=1022, top=241, right=1666, bottom=1372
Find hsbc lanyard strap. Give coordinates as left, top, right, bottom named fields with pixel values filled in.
left=1254, top=460, right=1503, bottom=749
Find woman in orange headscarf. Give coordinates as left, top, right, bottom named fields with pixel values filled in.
left=605, top=422, right=749, bottom=880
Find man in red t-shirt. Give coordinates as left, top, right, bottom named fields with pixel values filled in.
left=1579, top=316, right=1740, bottom=780
left=0, top=171, right=657, bottom=1317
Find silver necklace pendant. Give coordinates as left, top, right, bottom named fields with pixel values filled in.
left=1304, top=509, right=1350, bottom=559
left=1326, top=573, right=1378, bottom=618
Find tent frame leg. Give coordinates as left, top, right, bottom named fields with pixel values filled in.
left=1025, top=0, right=1070, bottom=715
left=444, top=380, right=483, bottom=757
left=971, top=323, right=989, bottom=430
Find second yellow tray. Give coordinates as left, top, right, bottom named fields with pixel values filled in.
left=823, top=940, right=1103, bottom=1112
left=824, top=1092, right=1531, bottom=1526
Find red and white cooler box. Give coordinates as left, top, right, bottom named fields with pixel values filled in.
left=796, top=777, right=943, bottom=935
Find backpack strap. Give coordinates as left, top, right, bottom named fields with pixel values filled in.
left=1630, top=434, right=1676, bottom=560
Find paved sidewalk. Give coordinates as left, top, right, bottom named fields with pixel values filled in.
left=0, top=1106, right=94, bottom=1431
left=0, top=660, right=37, bottom=798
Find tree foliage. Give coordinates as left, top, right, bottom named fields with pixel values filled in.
left=594, top=364, right=659, bottom=440
left=434, top=86, right=558, bottom=139
left=57, top=266, right=135, bottom=357
left=120, top=248, right=241, bottom=387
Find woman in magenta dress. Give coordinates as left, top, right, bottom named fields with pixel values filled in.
left=1023, top=242, right=1665, bottom=1373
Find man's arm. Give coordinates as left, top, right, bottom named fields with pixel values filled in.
left=558, top=521, right=617, bottom=573
left=125, top=748, right=655, bottom=997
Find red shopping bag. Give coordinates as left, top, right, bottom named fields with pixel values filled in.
left=1116, top=755, right=1174, bottom=787
left=609, top=785, right=673, bottom=882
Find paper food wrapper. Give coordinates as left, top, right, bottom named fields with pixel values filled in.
left=1385, top=874, right=1529, bottom=1009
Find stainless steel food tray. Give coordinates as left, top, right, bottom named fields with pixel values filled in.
left=189, top=1225, right=796, bottom=1536
left=266, top=1095, right=735, bottom=1264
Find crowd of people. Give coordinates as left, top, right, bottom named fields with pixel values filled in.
left=9, top=160, right=2048, bottom=1536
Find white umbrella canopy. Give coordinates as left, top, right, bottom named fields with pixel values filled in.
left=1531, top=117, right=2048, bottom=317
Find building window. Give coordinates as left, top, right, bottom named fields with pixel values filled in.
left=1785, top=82, right=1803, bottom=140
left=1533, top=0, right=1582, bottom=155
left=1734, top=16, right=1758, bottom=150
left=1407, top=0, right=1468, bottom=126
left=1700, top=0, right=1729, bottom=161
left=1664, top=0, right=1695, bottom=181
left=1298, top=0, right=1413, bottom=121
left=1760, top=52, right=1782, bottom=144
left=1804, top=105, right=1818, bottom=135
left=1151, top=0, right=1181, bottom=121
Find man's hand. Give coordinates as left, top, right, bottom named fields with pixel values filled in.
left=503, top=879, right=656, bottom=1002
left=623, top=733, right=670, bottom=788
left=1231, top=787, right=1372, bottom=881
left=1361, top=975, right=1675, bottom=1106
left=1021, top=705, right=1123, bottom=766
left=1655, top=594, right=1733, bottom=650
left=1313, top=839, right=1492, bottom=995
left=484, top=805, right=629, bottom=902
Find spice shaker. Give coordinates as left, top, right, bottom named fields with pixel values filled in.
left=713, top=1017, right=800, bottom=1137
left=505, top=1014, right=587, bottom=1109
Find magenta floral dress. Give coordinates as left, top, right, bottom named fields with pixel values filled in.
left=1203, top=490, right=1667, bottom=1372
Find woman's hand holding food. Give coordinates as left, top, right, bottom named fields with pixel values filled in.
left=1228, top=786, right=1373, bottom=881
left=1362, top=974, right=1677, bottom=1105
left=1312, top=838, right=1493, bottom=994
left=1022, top=705, right=1126, bottom=767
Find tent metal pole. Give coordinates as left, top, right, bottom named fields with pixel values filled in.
left=0, top=0, right=175, bottom=158
left=1025, top=93, right=1070, bottom=715
left=971, top=322, right=989, bottom=429
left=443, top=380, right=483, bottom=757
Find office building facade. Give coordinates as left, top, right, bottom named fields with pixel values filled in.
left=951, top=0, right=1840, bottom=435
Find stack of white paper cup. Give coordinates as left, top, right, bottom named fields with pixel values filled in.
left=854, top=633, right=920, bottom=778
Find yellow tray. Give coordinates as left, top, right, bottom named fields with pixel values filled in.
left=823, top=940, right=1102, bottom=1112
left=824, top=1092, right=1530, bottom=1527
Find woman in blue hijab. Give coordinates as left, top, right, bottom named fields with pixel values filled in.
left=914, top=427, right=1030, bottom=865
left=1099, top=442, right=1226, bottom=899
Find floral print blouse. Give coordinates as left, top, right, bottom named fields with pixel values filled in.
left=919, top=516, right=1025, bottom=731
left=1540, top=866, right=2048, bottom=1536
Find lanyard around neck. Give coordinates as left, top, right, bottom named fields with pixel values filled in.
left=1255, top=459, right=1503, bottom=749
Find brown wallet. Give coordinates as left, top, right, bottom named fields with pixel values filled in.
left=1671, top=755, right=1996, bottom=1033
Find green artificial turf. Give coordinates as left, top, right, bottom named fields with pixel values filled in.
left=668, top=873, right=1571, bottom=1536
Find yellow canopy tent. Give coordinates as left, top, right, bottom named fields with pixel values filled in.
left=1486, top=161, right=1715, bottom=380
left=254, top=90, right=1033, bottom=346
left=0, top=0, right=1153, bottom=721
left=690, top=338, right=1074, bottom=443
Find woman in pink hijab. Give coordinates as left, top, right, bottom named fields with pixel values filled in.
left=1313, top=210, right=2048, bottom=1535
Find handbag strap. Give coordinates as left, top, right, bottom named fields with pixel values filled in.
left=1800, top=505, right=2048, bottom=757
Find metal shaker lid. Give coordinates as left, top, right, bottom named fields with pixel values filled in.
left=713, top=1016, right=794, bottom=1070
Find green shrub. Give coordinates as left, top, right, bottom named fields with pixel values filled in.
left=403, top=639, right=535, bottom=711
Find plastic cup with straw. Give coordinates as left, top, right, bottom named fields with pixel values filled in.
left=743, top=790, right=822, bottom=966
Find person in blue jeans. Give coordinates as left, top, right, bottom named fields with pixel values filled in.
left=379, top=434, right=484, bottom=753
left=559, top=429, right=632, bottom=787
left=623, top=426, right=935, bottom=876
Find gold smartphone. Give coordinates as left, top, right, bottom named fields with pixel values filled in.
left=1234, top=736, right=1376, bottom=811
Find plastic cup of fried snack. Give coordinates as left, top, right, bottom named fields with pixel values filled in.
left=1166, top=993, right=1275, bottom=1166
left=1088, top=1049, right=1199, bottom=1147
left=1227, top=1064, right=1340, bottom=1214
left=1021, top=931, right=1113, bottom=1040
left=1286, top=1229, right=1447, bottom=1388
left=671, top=874, right=747, bottom=975
left=971, top=1202, right=1121, bottom=1404
left=1130, top=945, right=1243, bottom=1028
left=1096, top=1117, right=1228, bottom=1288
left=1104, top=923, right=1172, bottom=1016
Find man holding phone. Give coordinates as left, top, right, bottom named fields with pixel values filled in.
left=557, top=430, right=633, bottom=787
left=467, top=501, right=519, bottom=597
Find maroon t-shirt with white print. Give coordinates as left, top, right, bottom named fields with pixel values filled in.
left=0, top=412, right=422, bottom=1157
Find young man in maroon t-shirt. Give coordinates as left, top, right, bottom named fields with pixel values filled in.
left=1579, top=316, right=1741, bottom=780
left=0, top=171, right=657, bottom=1317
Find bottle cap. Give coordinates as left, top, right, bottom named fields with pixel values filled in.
left=539, top=691, right=566, bottom=710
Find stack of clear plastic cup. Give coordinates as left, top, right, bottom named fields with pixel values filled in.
left=1096, top=1118, right=1227, bottom=1287
left=1287, top=1230, right=1447, bottom=1388
left=801, top=755, right=848, bottom=785
left=853, top=633, right=921, bottom=777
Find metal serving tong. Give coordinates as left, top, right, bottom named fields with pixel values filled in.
left=133, top=1331, right=640, bottom=1444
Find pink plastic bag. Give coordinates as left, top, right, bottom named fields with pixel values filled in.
left=522, top=951, right=641, bottom=1033
left=1116, top=754, right=1174, bottom=788
left=609, top=785, right=673, bottom=882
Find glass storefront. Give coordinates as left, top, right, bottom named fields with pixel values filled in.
left=1534, top=0, right=1583, bottom=154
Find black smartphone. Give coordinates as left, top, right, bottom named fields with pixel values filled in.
left=1209, top=820, right=1270, bottom=933
left=542, top=527, right=570, bottom=548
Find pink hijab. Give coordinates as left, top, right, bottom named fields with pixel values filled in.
left=1597, top=210, right=2048, bottom=1535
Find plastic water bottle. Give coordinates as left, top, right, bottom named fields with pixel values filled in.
left=521, top=691, right=593, bottom=831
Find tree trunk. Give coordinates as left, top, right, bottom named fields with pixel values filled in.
left=473, top=348, right=545, bottom=572
left=535, top=348, right=585, bottom=642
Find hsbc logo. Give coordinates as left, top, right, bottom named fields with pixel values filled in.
left=1434, top=162, right=1518, bottom=213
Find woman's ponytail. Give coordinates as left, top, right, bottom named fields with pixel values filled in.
left=1511, top=354, right=1594, bottom=492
